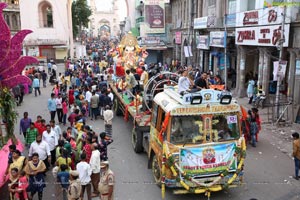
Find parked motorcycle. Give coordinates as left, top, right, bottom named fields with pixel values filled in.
left=253, top=89, right=266, bottom=109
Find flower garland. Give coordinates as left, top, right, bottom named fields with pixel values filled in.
left=161, top=138, right=246, bottom=198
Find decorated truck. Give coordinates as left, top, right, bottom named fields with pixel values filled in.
left=111, top=72, right=246, bottom=199
left=110, top=33, right=246, bottom=199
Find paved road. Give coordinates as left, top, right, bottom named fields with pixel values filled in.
left=2, top=65, right=300, bottom=200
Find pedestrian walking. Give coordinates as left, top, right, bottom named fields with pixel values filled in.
left=56, top=93, right=63, bottom=123
left=24, top=153, right=46, bottom=200
left=41, top=70, right=48, bottom=88
left=42, top=124, right=58, bottom=166
left=56, top=164, right=69, bottom=200
left=76, top=153, right=92, bottom=200
left=89, top=143, right=100, bottom=197
left=248, top=109, right=258, bottom=147
left=32, top=75, right=41, bottom=97
left=247, top=78, right=255, bottom=104
left=25, top=122, right=38, bottom=147
left=103, top=105, right=113, bottom=138
left=62, top=98, right=68, bottom=126
left=292, top=132, right=300, bottom=180
left=99, top=132, right=113, bottom=161
left=67, top=170, right=82, bottom=200
left=28, top=135, right=51, bottom=170
left=98, top=161, right=114, bottom=200
left=90, top=91, right=99, bottom=120
left=19, top=111, right=32, bottom=139
left=48, top=93, right=57, bottom=121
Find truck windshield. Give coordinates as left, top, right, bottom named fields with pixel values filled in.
left=212, top=114, right=240, bottom=142
left=170, top=116, right=204, bottom=144
left=170, top=113, right=240, bottom=144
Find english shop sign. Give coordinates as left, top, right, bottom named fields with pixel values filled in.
left=235, top=24, right=290, bottom=47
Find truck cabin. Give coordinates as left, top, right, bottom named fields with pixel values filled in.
left=152, top=86, right=242, bottom=145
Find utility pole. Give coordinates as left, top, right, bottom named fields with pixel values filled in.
left=275, top=6, right=286, bottom=120
left=187, top=0, right=192, bottom=66
left=224, top=14, right=228, bottom=90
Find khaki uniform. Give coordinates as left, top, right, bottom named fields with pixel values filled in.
left=67, top=179, right=82, bottom=200
left=98, top=169, right=114, bottom=200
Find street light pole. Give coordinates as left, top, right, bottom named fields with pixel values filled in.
left=275, top=6, right=286, bottom=120
left=67, top=0, right=74, bottom=59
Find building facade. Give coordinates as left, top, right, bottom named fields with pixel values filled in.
left=20, top=0, right=72, bottom=62
left=89, top=0, right=121, bottom=38
left=1, top=0, right=20, bottom=35
left=169, top=0, right=300, bottom=122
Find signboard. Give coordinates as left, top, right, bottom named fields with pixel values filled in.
left=140, top=36, right=160, bottom=45
left=180, top=142, right=237, bottom=175
left=194, top=17, right=208, bottom=29
left=175, top=31, right=181, bottom=44
left=296, top=60, right=300, bottom=75
left=235, top=24, right=290, bottom=47
left=196, top=35, right=210, bottom=49
left=218, top=53, right=230, bottom=70
left=226, top=13, right=236, bottom=27
left=144, top=0, right=165, bottom=33
left=235, top=6, right=290, bottom=27
left=210, top=31, right=226, bottom=48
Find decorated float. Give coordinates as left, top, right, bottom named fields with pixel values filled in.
left=0, top=2, right=38, bottom=188
left=108, top=32, right=148, bottom=77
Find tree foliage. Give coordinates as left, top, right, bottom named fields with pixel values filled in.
left=72, top=0, right=92, bottom=37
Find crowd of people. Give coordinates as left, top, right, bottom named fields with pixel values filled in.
left=5, top=56, right=119, bottom=200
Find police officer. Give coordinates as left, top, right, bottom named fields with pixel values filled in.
left=98, top=161, right=114, bottom=200
left=68, top=170, right=82, bottom=200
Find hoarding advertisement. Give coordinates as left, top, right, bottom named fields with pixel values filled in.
left=180, top=142, right=237, bottom=175
left=144, top=0, right=165, bottom=33
left=209, top=31, right=226, bottom=48
left=196, top=35, right=210, bottom=49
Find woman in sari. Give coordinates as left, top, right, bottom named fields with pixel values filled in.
left=24, top=153, right=46, bottom=200
left=8, top=168, right=26, bottom=200
left=6, top=150, right=26, bottom=179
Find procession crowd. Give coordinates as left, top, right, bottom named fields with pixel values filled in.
left=6, top=58, right=117, bottom=200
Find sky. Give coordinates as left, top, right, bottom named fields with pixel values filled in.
left=87, top=0, right=127, bottom=20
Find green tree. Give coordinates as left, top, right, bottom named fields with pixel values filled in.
left=72, top=0, right=92, bottom=37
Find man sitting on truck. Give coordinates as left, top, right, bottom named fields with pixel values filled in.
left=178, top=69, right=193, bottom=95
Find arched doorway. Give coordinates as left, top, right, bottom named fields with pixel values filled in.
left=38, top=1, right=53, bottom=28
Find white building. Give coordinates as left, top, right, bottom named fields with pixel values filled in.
left=20, top=0, right=72, bottom=62
left=89, top=0, right=121, bottom=38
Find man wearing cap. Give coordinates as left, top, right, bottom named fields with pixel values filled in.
left=98, top=161, right=114, bottom=200
left=68, top=170, right=82, bottom=200
left=90, top=143, right=101, bottom=197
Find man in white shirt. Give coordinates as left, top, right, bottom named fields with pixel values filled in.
left=50, top=120, right=62, bottom=140
left=89, top=143, right=100, bottom=197
left=85, top=88, right=92, bottom=117
left=55, top=93, right=63, bottom=123
left=42, top=124, right=58, bottom=166
left=29, top=134, right=51, bottom=170
left=76, top=153, right=92, bottom=200
left=178, top=69, right=193, bottom=95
